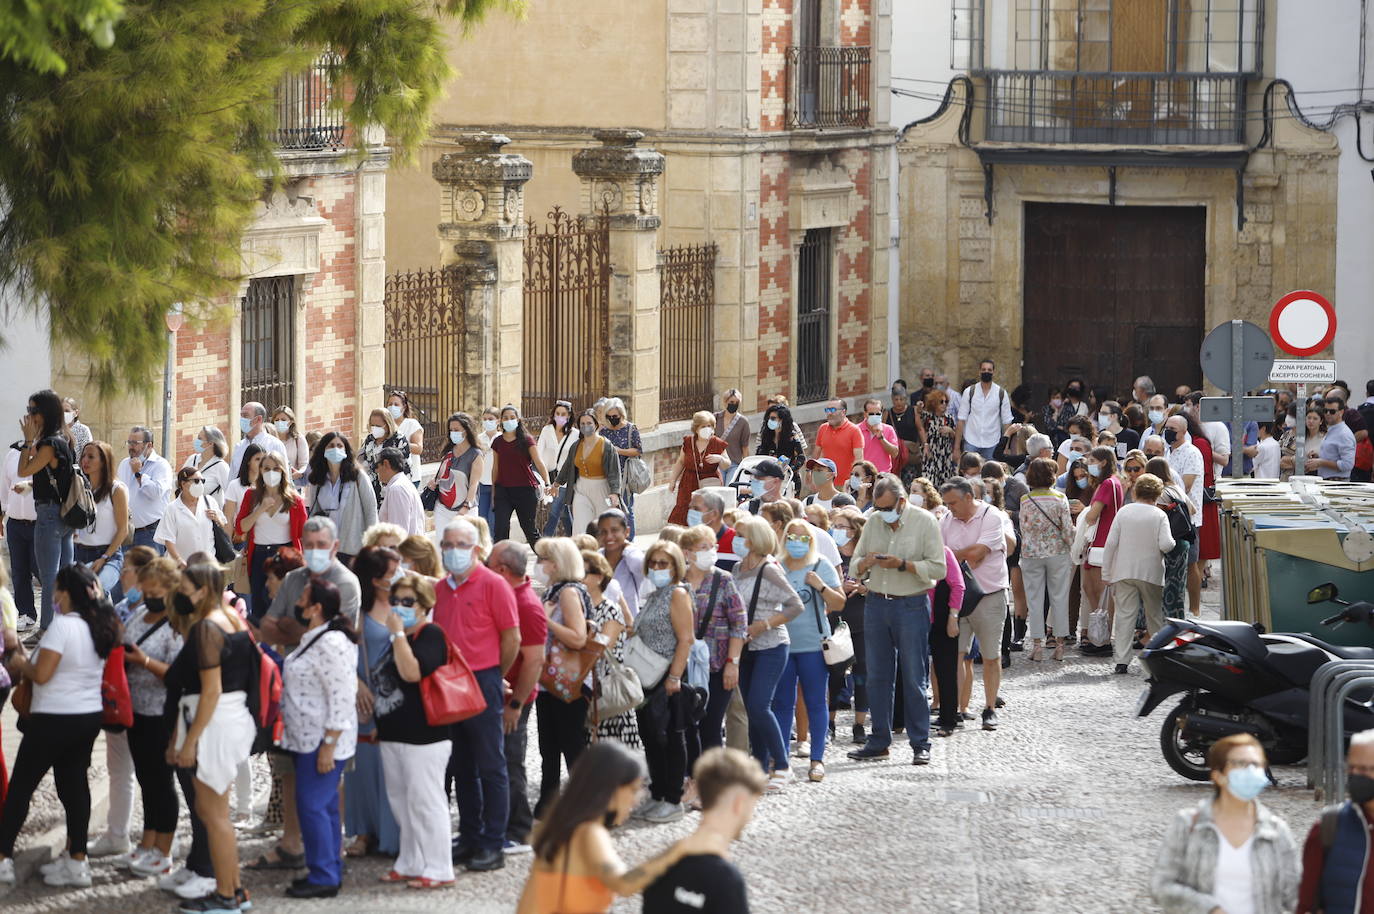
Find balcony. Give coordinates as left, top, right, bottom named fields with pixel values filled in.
left=784, top=46, right=872, bottom=129
left=270, top=53, right=346, bottom=151
left=982, top=70, right=1246, bottom=147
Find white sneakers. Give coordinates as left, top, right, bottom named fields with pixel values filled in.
left=88, top=832, right=131, bottom=858
left=629, top=795, right=660, bottom=820
left=0, top=857, right=14, bottom=885
left=42, top=855, right=92, bottom=887
left=159, top=866, right=197, bottom=892
left=130, top=848, right=175, bottom=877
left=175, top=874, right=219, bottom=899
left=792, top=740, right=811, bottom=759
left=641, top=801, right=686, bottom=824
left=39, top=850, right=72, bottom=877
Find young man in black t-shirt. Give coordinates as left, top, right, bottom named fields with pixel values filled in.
left=642, top=748, right=767, bottom=914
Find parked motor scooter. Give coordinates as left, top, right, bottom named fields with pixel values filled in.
left=1136, top=583, right=1374, bottom=781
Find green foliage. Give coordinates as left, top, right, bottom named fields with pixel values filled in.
left=0, top=0, right=125, bottom=75
left=0, top=0, right=520, bottom=394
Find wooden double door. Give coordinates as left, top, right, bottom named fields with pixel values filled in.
left=1022, top=203, right=1206, bottom=403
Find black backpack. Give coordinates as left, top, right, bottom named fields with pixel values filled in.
left=1161, top=488, right=1195, bottom=544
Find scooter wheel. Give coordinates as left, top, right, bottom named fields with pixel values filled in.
left=1160, top=703, right=1212, bottom=781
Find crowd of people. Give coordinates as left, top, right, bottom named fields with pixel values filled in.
left=0, top=369, right=1371, bottom=913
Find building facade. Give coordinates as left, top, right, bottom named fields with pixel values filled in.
left=895, top=0, right=1363, bottom=403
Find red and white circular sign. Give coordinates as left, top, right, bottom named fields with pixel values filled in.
left=1269, top=290, right=1336, bottom=357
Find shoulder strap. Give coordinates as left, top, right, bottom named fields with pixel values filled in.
left=745, top=562, right=767, bottom=625
left=809, top=560, right=828, bottom=635
left=1026, top=491, right=1064, bottom=534
left=696, top=570, right=721, bottom=641
left=1321, top=804, right=1341, bottom=851
left=135, top=616, right=169, bottom=646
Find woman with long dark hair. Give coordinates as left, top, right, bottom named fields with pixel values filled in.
left=0, top=563, right=121, bottom=888
left=221, top=443, right=263, bottom=541
left=280, top=578, right=359, bottom=898
left=235, top=451, right=307, bottom=622
left=756, top=403, right=806, bottom=470
left=427, top=412, right=483, bottom=541
left=386, top=390, right=425, bottom=482
left=537, top=400, right=578, bottom=537
left=17, top=388, right=75, bottom=630
left=490, top=404, right=552, bottom=544
left=74, top=439, right=130, bottom=593
left=305, top=431, right=377, bottom=563
left=517, top=741, right=688, bottom=914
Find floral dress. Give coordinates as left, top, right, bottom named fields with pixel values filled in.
left=922, top=410, right=957, bottom=485
left=586, top=595, right=640, bottom=748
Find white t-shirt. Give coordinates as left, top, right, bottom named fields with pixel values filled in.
left=223, top=478, right=249, bottom=515
left=1253, top=437, right=1281, bottom=479
left=1210, top=830, right=1256, bottom=914
left=33, top=612, right=104, bottom=715
left=397, top=417, right=423, bottom=479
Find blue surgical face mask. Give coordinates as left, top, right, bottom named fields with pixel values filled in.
left=1148, top=410, right=1165, bottom=426
left=392, top=604, right=418, bottom=629
left=483, top=418, right=498, bottom=433
left=784, top=540, right=810, bottom=559
left=502, top=418, right=520, bottom=433
left=1225, top=764, right=1269, bottom=802
left=647, top=568, right=673, bottom=589
left=1075, top=476, right=1089, bottom=489
left=124, top=586, right=143, bottom=607
left=449, top=430, right=465, bottom=445
left=767, top=419, right=780, bottom=431
left=443, top=546, right=474, bottom=576
left=1086, top=463, right=1102, bottom=478
left=388, top=404, right=403, bottom=419
left=304, top=548, right=332, bottom=574
left=686, top=508, right=705, bottom=527
left=324, top=447, right=347, bottom=465
left=749, top=478, right=765, bottom=497
left=274, top=419, right=290, bottom=434
left=239, top=416, right=253, bottom=435
left=731, top=534, right=751, bottom=558
left=830, top=527, right=849, bottom=547
left=192, top=438, right=205, bottom=453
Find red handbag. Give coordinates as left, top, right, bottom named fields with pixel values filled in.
left=420, top=624, right=488, bottom=726
left=101, top=646, right=134, bottom=731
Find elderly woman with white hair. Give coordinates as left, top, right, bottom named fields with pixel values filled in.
left=667, top=411, right=731, bottom=527
left=715, top=388, right=750, bottom=483
left=531, top=537, right=591, bottom=816
left=599, top=397, right=643, bottom=536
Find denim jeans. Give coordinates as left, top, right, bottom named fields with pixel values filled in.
left=75, top=543, right=123, bottom=595
left=503, top=703, right=534, bottom=844
left=449, top=666, right=509, bottom=853
left=864, top=592, right=932, bottom=751
left=110, top=525, right=162, bottom=604
left=294, top=748, right=345, bottom=887
left=33, top=503, right=73, bottom=629
left=6, top=518, right=37, bottom=620
left=477, top=484, right=494, bottom=533
left=738, top=643, right=789, bottom=773
left=968, top=444, right=997, bottom=461
left=771, top=650, right=830, bottom=761
left=540, top=486, right=573, bottom=538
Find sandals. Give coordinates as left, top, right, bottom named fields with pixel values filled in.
left=345, top=835, right=372, bottom=858
left=407, top=877, right=455, bottom=890
left=1052, top=638, right=1065, bottom=662
left=1029, top=639, right=1044, bottom=662
left=379, top=869, right=415, bottom=884
left=246, top=846, right=305, bottom=870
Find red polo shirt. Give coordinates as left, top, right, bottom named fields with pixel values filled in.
left=816, top=420, right=864, bottom=481
left=504, top=578, right=548, bottom=705
left=432, top=562, right=519, bottom=672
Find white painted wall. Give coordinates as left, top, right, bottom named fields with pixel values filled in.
left=888, top=0, right=956, bottom=382
left=0, top=290, right=53, bottom=435
left=1263, top=1, right=1372, bottom=387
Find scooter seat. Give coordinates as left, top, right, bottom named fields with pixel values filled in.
left=1263, top=641, right=1331, bottom=686
left=1284, top=634, right=1374, bottom=662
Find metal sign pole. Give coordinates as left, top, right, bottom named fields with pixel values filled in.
left=1229, top=319, right=1246, bottom=478
left=1295, top=382, right=1307, bottom=473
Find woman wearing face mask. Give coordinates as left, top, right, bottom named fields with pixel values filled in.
left=827, top=507, right=869, bottom=742
left=184, top=426, right=230, bottom=510
left=677, top=528, right=746, bottom=777
left=537, top=401, right=578, bottom=537
left=373, top=572, right=453, bottom=889
left=397, top=535, right=442, bottom=580
left=581, top=550, right=640, bottom=748
left=919, top=387, right=958, bottom=485
left=222, top=445, right=263, bottom=543
left=668, top=411, right=731, bottom=526
left=156, top=467, right=226, bottom=569
left=73, top=440, right=130, bottom=593
left=341, top=546, right=402, bottom=859
left=848, top=460, right=879, bottom=512
left=62, top=396, right=92, bottom=456
left=491, top=404, right=552, bottom=545
left=386, top=391, right=425, bottom=483
left=555, top=409, right=623, bottom=538
left=280, top=578, right=359, bottom=899
left=715, top=388, right=751, bottom=483
left=235, top=453, right=307, bottom=623
left=773, top=519, right=843, bottom=782
left=305, top=431, right=377, bottom=565
left=1151, top=734, right=1297, bottom=914
left=360, top=408, right=407, bottom=508
left=1078, top=447, right=1122, bottom=636
left=428, top=413, right=484, bottom=542
left=531, top=538, right=591, bottom=814
left=1279, top=406, right=1324, bottom=479
left=885, top=383, right=926, bottom=486
left=628, top=540, right=697, bottom=822
left=1097, top=401, right=1139, bottom=453
left=1041, top=387, right=1069, bottom=446
left=756, top=403, right=806, bottom=480
left=18, top=388, right=76, bottom=632
left=475, top=406, right=501, bottom=531
left=598, top=398, right=643, bottom=536
left=161, top=560, right=258, bottom=911
left=271, top=406, right=311, bottom=486
left=729, top=516, right=804, bottom=788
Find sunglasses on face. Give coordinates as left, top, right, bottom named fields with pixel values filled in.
left=392, top=596, right=418, bottom=608
left=785, top=534, right=812, bottom=543
left=646, top=559, right=672, bottom=570
left=1125, top=465, right=1143, bottom=473
left=1325, top=409, right=1342, bottom=414
left=823, top=407, right=839, bottom=414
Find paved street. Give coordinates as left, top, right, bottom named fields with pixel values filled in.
left=0, top=576, right=1335, bottom=914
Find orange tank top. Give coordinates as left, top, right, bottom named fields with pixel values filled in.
left=575, top=436, right=607, bottom=480
left=530, top=868, right=614, bottom=914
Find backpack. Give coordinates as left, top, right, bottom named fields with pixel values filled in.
left=249, top=640, right=284, bottom=754
left=47, top=459, right=97, bottom=530
left=100, top=645, right=134, bottom=732
left=1161, top=487, right=1195, bottom=543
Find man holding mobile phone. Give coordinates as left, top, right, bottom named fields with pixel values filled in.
left=116, top=427, right=173, bottom=558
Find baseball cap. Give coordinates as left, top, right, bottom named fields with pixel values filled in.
left=747, top=459, right=786, bottom=480
left=803, top=457, right=837, bottom=473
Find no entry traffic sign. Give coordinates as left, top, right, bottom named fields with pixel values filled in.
left=1269, top=290, right=1336, bottom=357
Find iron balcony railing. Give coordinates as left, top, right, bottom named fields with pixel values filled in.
left=784, top=46, right=872, bottom=129
left=981, top=71, right=1247, bottom=146
left=271, top=53, right=347, bottom=151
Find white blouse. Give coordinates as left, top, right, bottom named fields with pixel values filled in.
left=154, top=496, right=218, bottom=561
left=280, top=626, right=359, bottom=759
left=76, top=480, right=127, bottom=547
left=397, top=417, right=423, bottom=479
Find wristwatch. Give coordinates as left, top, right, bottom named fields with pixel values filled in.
left=389, top=632, right=405, bottom=643
left=507, top=699, right=522, bottom=711
left=322, top=734, right=337, bottom=746
left=726, top=655, right=739, bottom=665
left=899, top=559, right=908, bottom=573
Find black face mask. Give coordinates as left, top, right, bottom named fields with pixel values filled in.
left=1067, top=388, right=1082, bottom=398
left=144, top=596, right=166, bottom=614
left=980, top=371, right=994, bottom=383
left=922, top=377, right=935, bottom=388
left=725, top=402, right=739, bottom=414
left=293, top=604, right=311, bottom=627
left=1350, top=774, right=1374, bottom=805
left=173, top=592, right=196, bottom=616
left=1164, top=428, right=1179, bottom=446
left=608, top=416, right=622, bottom=427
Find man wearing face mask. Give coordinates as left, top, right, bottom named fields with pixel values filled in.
left=229, top=401, right=287, bottom=477
left=1297, top=729, right=1374, bottom=914
left=686, top=489, right=739, bottom=570
left=261, top=517, right=362, bottom=647
left=812, top=398, right=864, bottom=487
left=116, top=426, right=174, bottom=555
left=1143, top=394, right=1170, bottom=443
left=860, top=398, right=900, bottom=475
left=430, top=517, right=520, bottom=872
left=801, top=458, right=841, bottom=510
left=376, top=448, right=426, bottom=536
left=743, top=458, right=787, bottom=515
left=954, top=359, right=1019, bottom=460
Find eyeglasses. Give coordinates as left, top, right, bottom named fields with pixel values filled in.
left=785, top=534, right=812, bottom=543
left=392, top=596, right=418, bottom=608
left=646, top=558, right=673, bottom=570
left=823, top=407, right=839, bottom=414
left=1325, top=408, right=1342, bottom=414
left=1125, top=465, right=1143, bottom=473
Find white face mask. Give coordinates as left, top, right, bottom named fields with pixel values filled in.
left=63, top=411, right=76, bottom=425
left=186, top=481, right=206, bottom=499
left=388, top=404, right=403, bottom=419
left=693, top=549, right=718, bottom=571
left=865, top=414, right=882, bottom=427
left=261, top=469, right=283, bottom=488
left=696, top=427, right=713, bottom=441
left=371, top=425, right=386, bottom=441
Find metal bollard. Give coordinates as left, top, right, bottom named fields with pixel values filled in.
left=1317, top=668, right=1374, bottom=802
left=1308, top=661, right=1374, bottom=791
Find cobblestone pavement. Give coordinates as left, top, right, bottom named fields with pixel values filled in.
left=0, top=574, right=1334, bottom=913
